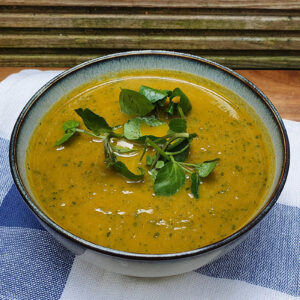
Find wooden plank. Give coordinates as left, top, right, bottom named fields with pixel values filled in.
left=205, top=55, right=300, bottom=69
left=1, top=33, right=299, bottom=50
left=0, top=54, right=94, bottom=67
left=237, top=70, right=300, bottom=121
left=1, top=6, right=299, bottom=16
left=0, top=53, right=299, bottom=69
left=0, top=0, right=299, bottom=9
left=0, top=13, right=299, bottom=30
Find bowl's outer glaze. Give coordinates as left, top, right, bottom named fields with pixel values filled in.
left=10, top=50, right=289, bottom=277
left=43, top=218, right=250, bottom=277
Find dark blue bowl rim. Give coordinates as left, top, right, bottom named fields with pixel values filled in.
left=9, top=50, right=290, bottom=261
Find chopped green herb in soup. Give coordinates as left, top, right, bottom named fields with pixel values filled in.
left=26, top=70, right=274, bottom=254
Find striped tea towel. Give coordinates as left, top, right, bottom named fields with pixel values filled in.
left=0, top=70, right=299, bottom=300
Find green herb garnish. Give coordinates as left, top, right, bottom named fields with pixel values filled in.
left=55, top=85, right=219, bottom=197
left=139, top=85, right=169, bottom=104
left=119, top=89, right=154, bottom=116
left=110, top=161, right=144, bottom=181
left=124, top=118, right=142, bottom=140
left=170, top=88, right=192, bottom=115
left=154, top=158, right=186, bottom=196
left=111, top=145, right=138, bottom=154
left=75, top=108, right=112, bottom=135
left=120, top=86, right=191, bottom=118
left=168, top=118, right=187, bottom=133
left=124, top=116, right=165, bottom=140
left=55, top=120, right=80, bottom=146
left=194, top=159, right=220, bottom=178
left=191, top=172, right=200, bottom=199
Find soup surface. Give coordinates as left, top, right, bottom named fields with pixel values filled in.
left=26, top=70, right=274, bottom=254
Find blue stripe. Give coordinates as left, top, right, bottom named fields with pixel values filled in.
left=0, top=137, right=13, bottom=205
left=1, top=136, right=298, bottom=297
left=0, top=227, right=74, bottom=300
left=197, top=203, right=300, bottom=296
left=0, top=184, right=44, bottom=230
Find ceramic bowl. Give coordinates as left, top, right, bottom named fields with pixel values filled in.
left=9, top=51, right=289, bottom=277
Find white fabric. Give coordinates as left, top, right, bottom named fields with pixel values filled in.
left=0, top=69, right=298, bottom=300
left=0, top=70, right=62, bottom=139
left=278, top=120, right=300, bottom=208
left=60, top=258, right=297, bottom=300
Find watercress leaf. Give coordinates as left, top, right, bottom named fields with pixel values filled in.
left=149, top=169, right=158, bottom=181
left=154, top=161, right=185, bottom=196
left=157, top=99, right=166, bottom=107
left=191, top=173, right=200, bottom=199
left=55, top=120, right=81, bottom=146
left=165, top=101, right=176, bottom=115
left=124, top=116, right=165, bottom=141
left=146, top=155, right=155, bottom=166
left=111, top=161, right=144, bottom=181
left=124, top=118, right=141, bottom=140
left=167, top=134, right=196, bottom=162
left=162, top=90, right=172, bottom=97
left=63, top=120, right=80, bottom=132
left=170, top=88, right=192, bottom=115
left=55, top=131, right=76, bottom=146
left=139, top=85, right=168, bottom=103
left=171, top=134, right=196, bottom=162
left=170, top=138, right=190, bottom=162
left=75, top=108, right=112, bottom=135
left=157, top=90, right=172, bottom=107
left=111, top=145, right=137, bottom=153
left=196, top=158, right=219, bottom=177
left=168, top=118, right=187, bottom=133
left=119, top=89, right=154, bottom=116
left=137, top=115, right=165, bottom=127
left=155, top=160, right=165, bottom=169
left=136, top=135, right=166, bottom=144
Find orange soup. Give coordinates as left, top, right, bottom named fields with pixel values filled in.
left=26, top=70, right=274, bottom=254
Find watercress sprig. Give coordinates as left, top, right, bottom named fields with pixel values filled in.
left=55, top=85, right=219, bottom=198
left=142, top=119, right=219, bottom=198
left=120, top=85, right=192, bottom=118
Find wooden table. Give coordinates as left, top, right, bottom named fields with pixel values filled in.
left=0, top=1, right=299, bottom=69
left=0, top=68, right=299, bottom=121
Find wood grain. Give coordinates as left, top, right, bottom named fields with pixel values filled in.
left=237, top=70, right=300, bottom=121
left=0, top=68, right=299, bottom=121
left=0, top=1, right=299, bottom=68
left=1, top=0, right=299, bottom=9
left=0, top=13, right=299, bottom=30
left=1, top=34, right=299, bottom=50
left=0, top=53, right=299, bottom=69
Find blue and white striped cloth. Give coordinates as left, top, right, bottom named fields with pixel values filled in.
left=0, top=70, right=299, bottom=300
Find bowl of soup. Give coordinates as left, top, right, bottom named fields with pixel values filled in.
left=9, top=50, right=289, bottom=277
